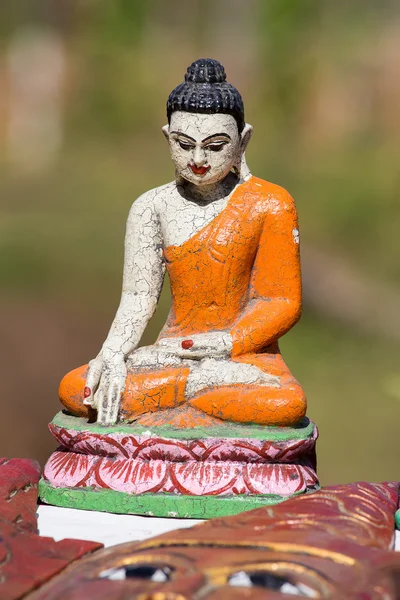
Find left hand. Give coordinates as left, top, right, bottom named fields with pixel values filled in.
left=156, top=332, right=232, bottom=360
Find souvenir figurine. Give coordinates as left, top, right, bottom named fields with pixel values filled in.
left=40, top=59, right=318, bottom=517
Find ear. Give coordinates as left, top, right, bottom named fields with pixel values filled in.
left=240, top=123, right=253, bottom=152
left=162, top=124, right=170, bottom=140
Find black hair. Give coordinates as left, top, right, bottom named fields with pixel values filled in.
left=167, top=58, right=245, bottom=132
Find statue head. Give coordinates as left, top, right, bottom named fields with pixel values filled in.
left=163, top=58, right=253, bottom=186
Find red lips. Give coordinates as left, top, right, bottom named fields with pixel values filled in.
left=188, top=163, right=211, bottom=176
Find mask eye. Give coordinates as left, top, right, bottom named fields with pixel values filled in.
left=100, top=564, right=173, bottom=582
left=228, top=571, right=318, bottom=597
left=177, top=140, right=194, bottom=151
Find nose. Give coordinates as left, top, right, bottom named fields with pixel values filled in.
left=193, top=145, right=206, bottom=167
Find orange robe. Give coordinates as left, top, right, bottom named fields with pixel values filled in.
left=60, top=177, right=306, bottom=427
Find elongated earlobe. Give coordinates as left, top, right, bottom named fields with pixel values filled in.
left=233, top=123, right=253, bottom=181
left=241, top=123, right=253, bottom=152
left=162, top=124, right=170, bottom=140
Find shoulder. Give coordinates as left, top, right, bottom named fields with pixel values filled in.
left=128, top=181, right=176, bottom=221
left=249, top=177, right=296, bottom=217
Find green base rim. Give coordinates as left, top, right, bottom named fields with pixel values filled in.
left=38, top=479, right=316, bottom=519
left=396, top=509, right=400, bottom=530
left=51, top=411, right=316, bottom=442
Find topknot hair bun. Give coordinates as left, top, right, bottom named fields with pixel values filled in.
left=167, top=58, right=245, bottom=132
left=185, top=58, right=227, bottom=84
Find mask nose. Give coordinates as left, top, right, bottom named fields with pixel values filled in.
left=193, top=145, right=206, bottom=167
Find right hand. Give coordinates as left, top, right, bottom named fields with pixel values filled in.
left=156, top=331, right=232, bottom=360
left=84, top=354, right=127, bottom=425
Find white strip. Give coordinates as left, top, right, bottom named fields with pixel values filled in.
left=37, top=505, right=202, bottom=548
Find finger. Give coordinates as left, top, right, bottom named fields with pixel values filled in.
left=95, top=379, right=108, bottom=424
left=109, top=380, right=123, bottom=425
left=113, top=371, right=127, bottom=423
left=103, top=382, right=115, bottom=425
left=174, top=349, right=204, bottom=360
left=156, top=338, right=175, bottom=347
left=83, top=385, right=94, bottom=407
left=102, top=380, right=121, bottom=426
left=84, top=361, right=103, bottom=406
left=158, top=337, right=184, bottom=349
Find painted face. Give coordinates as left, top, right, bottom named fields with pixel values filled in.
left=25, top=483, right=400, bottom=599
left=165, top=112, right=243, bottom=186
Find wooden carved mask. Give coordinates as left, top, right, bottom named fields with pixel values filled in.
left=30, top=482, right=400, bottom=599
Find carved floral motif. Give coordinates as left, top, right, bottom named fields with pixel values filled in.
left=44, top=450, right=318, bottom=496
left=49, top=422, right=318, bottom=463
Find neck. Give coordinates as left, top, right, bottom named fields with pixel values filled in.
left=178, top=171, right=239, bottom=206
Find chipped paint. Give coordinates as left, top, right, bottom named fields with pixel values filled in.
left=58, top=64, right=306, bottom=429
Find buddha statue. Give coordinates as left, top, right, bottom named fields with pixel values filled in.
left=41, top=59, right=318, bottom=517
left=59, top=58, right=306, bottom=429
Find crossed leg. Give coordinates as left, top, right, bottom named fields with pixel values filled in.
left=59, top=345, right=306, bottom=426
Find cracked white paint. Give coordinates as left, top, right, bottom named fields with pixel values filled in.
left=292, top=228, right=300, bottom=244
left=156, top=331, right=233, bottom=360
left=185, top=359, right=280, bottom=398
left=84, top=112, right=265, bottom=425
left=128, top=341, right=280, bottom=399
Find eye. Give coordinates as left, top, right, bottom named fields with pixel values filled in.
left=205, top=143, right=226, bottom=152
left=228, top=571, right=318, bottom=597
left=99, top=564, right=174, bottom=582
left=177, top=140, right=194, bottom=151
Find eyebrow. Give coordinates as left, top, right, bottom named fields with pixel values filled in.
left=170, top=131, right=196, bottom=142
left=202, top=133, right=231, bottom=142
left=170, top=131, right=232, bottom=143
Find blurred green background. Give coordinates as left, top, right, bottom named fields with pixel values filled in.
left=1, top=0, right=399, bottom=485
